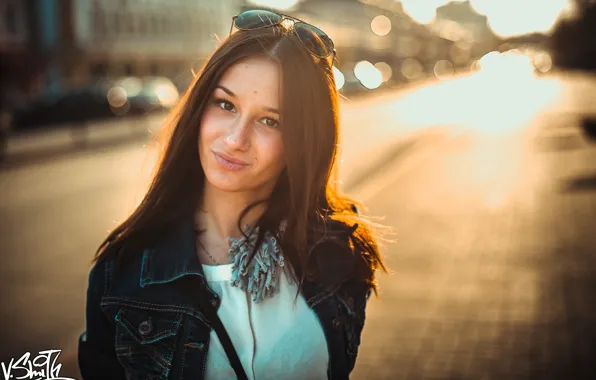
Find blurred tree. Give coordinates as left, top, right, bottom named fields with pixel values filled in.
left=573, top=0, right=596, bottom=11
left=551, top=1, right=596, bottom=69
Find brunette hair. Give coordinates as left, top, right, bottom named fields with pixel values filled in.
left=93, top=22, right=389, bottom=293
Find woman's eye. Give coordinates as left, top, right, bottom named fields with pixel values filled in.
left=215, top=99, right=235, bottom=112
left=260, top=118, right=279, bottom=128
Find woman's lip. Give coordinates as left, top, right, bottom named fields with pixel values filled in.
left=213, top=152, right=249, bottom=169
left=213, top=151, right=249, bottom=165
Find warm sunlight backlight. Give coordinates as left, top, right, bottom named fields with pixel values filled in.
left=400, top=0, right=451, bottom=24
left=393, top=63, right=562, bottom=137
left=400, top=0, right=568, bottom=36
left=248, top=0, right=299, bottom=10
left=469, top=0, right=568, bottom=37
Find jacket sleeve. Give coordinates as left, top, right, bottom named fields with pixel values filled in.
left=340, top=277, right=372, bottom=374
left=78, top=257, right=126, bottom=380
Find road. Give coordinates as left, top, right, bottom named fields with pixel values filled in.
left=352, top=115, right=596, bottom=380
left=1, top=68, right=595, bottom=379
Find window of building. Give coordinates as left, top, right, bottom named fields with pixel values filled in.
left=138, top=15, right=148, bottom=34
left=5, top=2, right=17, bottom=34
left=150, top=15, right=158, bottom=34
left=113, top=12, right=121, bottom=34
left=93, top=9, right=107, bottom=35
left=161, top=16, right=169, bottom=34
left=125, top=13, right=134, bottom=34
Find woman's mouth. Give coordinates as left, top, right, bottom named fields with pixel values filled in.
left=213, top=152, right=249, bottom=171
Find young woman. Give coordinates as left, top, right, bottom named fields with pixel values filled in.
left=78, top=9, right=387, bottom=380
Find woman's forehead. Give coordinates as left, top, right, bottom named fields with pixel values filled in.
left=218, top=57, right=281, bottom=101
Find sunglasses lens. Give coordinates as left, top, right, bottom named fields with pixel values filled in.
left=235, top=10, right=283, bottom=30
left=294, top=23, right=334, bottom=58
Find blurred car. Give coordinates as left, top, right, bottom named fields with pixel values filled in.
left=0, top=93, right=27, bottom=160
left=12, top=76, right=180, bottom=131
left=582, top=117, right=596, bottom=142
left=14, top=87, right=114, bottom=130
left=106, top=76, right=180, bottom=116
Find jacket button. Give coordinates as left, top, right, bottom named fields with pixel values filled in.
left=138, top=320, right=153, bottom=336
left=211, top=298, right=219, bottom=307
left=347, top=297, right=354, bottom=310
left=332, top=317, right=342, bottom=330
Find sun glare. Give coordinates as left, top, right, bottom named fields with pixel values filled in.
left=247, top=0, right=299, bottom=10
left=401, top=0, right=568, bottom=37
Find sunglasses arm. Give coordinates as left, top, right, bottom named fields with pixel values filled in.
left=229, top=16, right=237, bottom=37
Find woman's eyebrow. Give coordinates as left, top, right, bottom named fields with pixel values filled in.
left=215, top=85, right=235, bottom=97
left=216, top=84, right=280, bottom=115
left=265, top=107, right=280, bottom=115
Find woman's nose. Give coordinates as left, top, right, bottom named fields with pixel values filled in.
left=225, top=117, right=251, bottom=149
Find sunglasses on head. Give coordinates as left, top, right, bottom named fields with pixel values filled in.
left=230, top=9, right=336, bottom=63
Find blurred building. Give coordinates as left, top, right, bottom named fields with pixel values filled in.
left=551, top=1, right=596, bottom=69
left=68, top=0, right=241, bottom=90
left=253, top=0, right=468, bottom=90
left=433, top=1, right=500, bottom=69
left=0, top=0, right=44, bottom=105
left=1, top=0, right=242, bottom=101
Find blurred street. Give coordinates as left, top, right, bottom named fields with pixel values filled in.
left=351, top=76, right=596, bottom=379
left=1, top=66, right=596, bottom=379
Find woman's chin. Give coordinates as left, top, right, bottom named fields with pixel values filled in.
left=205, top=173, right=248, bottom=192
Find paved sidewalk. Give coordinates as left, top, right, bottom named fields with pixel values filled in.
left=2, top=111, right=167, bottom=163
left=349, top=112, right=596, bottom=379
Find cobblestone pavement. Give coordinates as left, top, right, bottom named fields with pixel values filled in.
left=351, top=113, right=596, bottom=379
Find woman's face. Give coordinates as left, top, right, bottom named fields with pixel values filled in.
left=198, top=56, right=286, bottom=195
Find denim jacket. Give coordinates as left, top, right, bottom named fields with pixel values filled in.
left=78, top=216, right=372, bottom=380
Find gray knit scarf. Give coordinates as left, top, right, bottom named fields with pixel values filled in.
left=227, top=220, right=288, bottom=303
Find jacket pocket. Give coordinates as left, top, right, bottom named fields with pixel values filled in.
left=114, top=306, right=183, bottom=380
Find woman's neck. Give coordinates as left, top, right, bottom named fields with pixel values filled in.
left=195, top=184, right=267, bottom=241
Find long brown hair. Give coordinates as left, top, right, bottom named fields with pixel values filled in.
left=93, top=23, right=389, bottom=293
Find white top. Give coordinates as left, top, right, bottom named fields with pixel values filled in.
left=202, top=263, right=329, bottom=380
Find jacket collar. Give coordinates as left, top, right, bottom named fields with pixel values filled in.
left=138, top=214, right=359, bottom=289
left=139, top=216, right=205, bottom=288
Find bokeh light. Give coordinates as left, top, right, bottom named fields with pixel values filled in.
left=374, top=62, right=393, bottom=82
left=117, top=77, right=142, bottom=97
left=433, top=60, right=454, bottom=80
left=478, top=50, right=535, bottom=78
left=401, top=58, right=424, bottom=80
left=370, top=15, right=392, bottom=36
left=154, top=83, right=180, bottom=107
left=354, top=61, right=383, bottom=90
left=533, top=52, right=553, bottom=74
left=107, top=86, right=128, bottom=108
left=332, top=66, right=345, bottom=90
left=478, top=51, right=502, bottom=72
